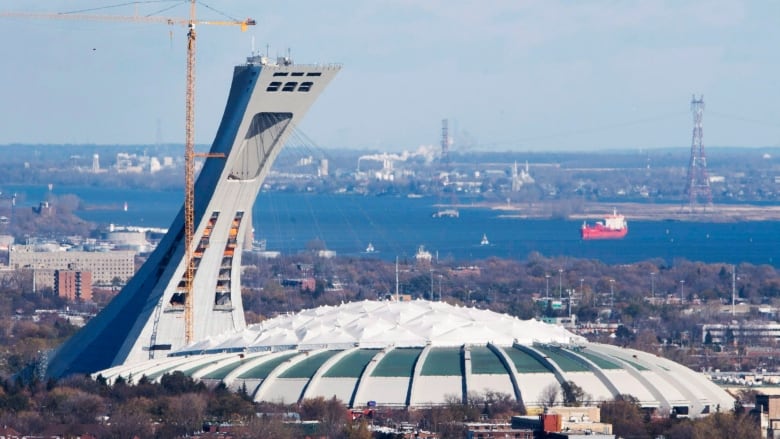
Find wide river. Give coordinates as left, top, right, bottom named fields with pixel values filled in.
left=7, top=185, right=780, bottom=267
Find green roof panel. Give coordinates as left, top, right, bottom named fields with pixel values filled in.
left=421, top=347, right=462, bottom=376
left=324, top=349, right=380, bottom=378
left=623, top=358, right=650, bottom=371
left=576, top=350, right=621, bottom=370
left=238, top=352, right=299, bottom=379
left=533, top=345, right=590, bottom=372
left=371, top=348, right=422, bottom=377
left=505, top=347, right=553, bottom=374
left=470, top=346, right=508, bottom=375
left=180, top=359, right=224, bottom=376
left=279, top=350, right=342, bottom=379
left=202, top=358, right=254, bottom=380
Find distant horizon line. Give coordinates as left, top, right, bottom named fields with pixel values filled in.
left=0, top=143, right=778, bottom=154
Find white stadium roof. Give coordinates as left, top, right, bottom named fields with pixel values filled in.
left=96, top=300, right=733, bottom=416
left=183, top=300, right=585, bottom=353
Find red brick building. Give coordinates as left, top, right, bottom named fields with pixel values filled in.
left=55, top=270, right=92, bottom=301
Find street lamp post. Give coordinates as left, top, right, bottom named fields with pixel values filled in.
left=429, top=269, right=433, bottom=301
left=609, top=279, right=615, bottom=310
left=650, top=272, right=656, bottom=299
left=731, top=265, right=743, bottom=317
left=558, top=268, right=563, bottom=300
left=732, top=265, right=736, bottom=316
left=545, top=274, right=550, bottom=300
left=680, top=280, right=685, bottom=304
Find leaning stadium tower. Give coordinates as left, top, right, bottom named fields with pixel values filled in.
left=46, top=54, right=340, bottom=378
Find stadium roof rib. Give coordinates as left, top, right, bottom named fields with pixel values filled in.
left=95, top=300, right=734, bottom=416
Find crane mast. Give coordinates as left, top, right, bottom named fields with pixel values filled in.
left=1, top=2, right=256, bottom=345
left=184, top=0, right=197, bottom=344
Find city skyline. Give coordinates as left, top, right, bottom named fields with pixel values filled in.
left=0, top=0, right=779, bottom=151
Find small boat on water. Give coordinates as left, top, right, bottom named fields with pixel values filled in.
left=480, top=233, right=489, bottom=246
left=365, top=242, right=376, bottom=253
left=432, top=208, right=459, bottom=218
left=581, top=209, right=628, bottom=240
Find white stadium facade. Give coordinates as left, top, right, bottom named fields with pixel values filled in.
left=95, top=300, right=734, bottom=417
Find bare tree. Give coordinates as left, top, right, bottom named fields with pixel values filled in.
left=561, top=380, right=586, bottom=407
left=539, top=382, right=559, bottom=408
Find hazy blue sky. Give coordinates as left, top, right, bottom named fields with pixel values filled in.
left=1, top=0, right=779, bottom=151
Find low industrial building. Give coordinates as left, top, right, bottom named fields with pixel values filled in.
left=702, top=322, right=780, bottom=345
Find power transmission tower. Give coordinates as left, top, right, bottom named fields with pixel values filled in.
left=433, top=119, right=459, bottom=218
left=685, top=94, right=712, bottom=210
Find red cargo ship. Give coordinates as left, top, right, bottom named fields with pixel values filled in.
left=581, top=209, right=628, bottom=240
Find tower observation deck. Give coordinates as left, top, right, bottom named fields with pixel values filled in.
left=46, top=55, right=340, bottom=378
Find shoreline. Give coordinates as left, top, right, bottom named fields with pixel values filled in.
left=474, top=201, right=780, bottom=222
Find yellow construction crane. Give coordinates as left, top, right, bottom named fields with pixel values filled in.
left=1, top=2, right=256, bottom=344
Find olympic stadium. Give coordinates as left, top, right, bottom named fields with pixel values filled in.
left=95, top=300, right=733, bottom=417
left=39, top=50, right=731, bottom=420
